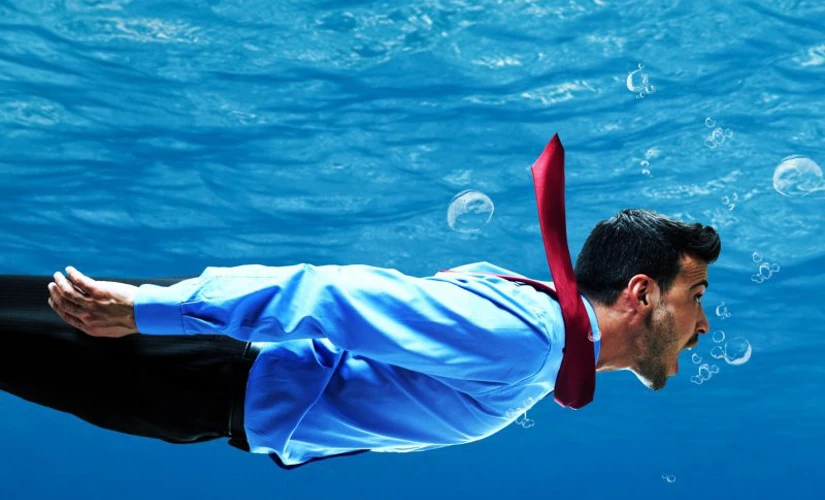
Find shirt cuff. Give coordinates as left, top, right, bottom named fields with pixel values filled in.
left=134, top=282, right=194, bottom=335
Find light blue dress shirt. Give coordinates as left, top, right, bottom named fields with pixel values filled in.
left=133, top=261, right=601, bottom=468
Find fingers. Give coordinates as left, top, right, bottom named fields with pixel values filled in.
left=48, top=279, right=85, bottom=315
left=47, top=294, right=87, bottom=333
left=65, top=266, right=94, bottom=298
left=49, top=268, right=91, bottom=328
left=51, top=271, right=83, bottom=309
left=47, top=266, right=137, bottom=338
left=47, top=293, right=133, bottom=338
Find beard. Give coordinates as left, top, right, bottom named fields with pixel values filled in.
left=634, top=301, right=678, bottom=391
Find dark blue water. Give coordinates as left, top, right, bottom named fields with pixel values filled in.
left=1, top=0, right=824, bottom=498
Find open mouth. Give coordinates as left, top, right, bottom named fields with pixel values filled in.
left=674, top=335, right=700, bottom=376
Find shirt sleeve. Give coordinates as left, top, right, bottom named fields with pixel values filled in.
left=134, top=263, right=550, bottom=384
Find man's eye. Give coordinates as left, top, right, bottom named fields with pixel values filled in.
left=694, top=294, right=703, bottom=304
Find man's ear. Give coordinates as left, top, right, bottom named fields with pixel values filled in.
left=628, top=274, right=655, bottom=311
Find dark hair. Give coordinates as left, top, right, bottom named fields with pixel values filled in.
left=574, top=209, right=721, bottom=305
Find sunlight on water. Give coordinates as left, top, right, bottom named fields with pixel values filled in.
left=795, top=43, right=825, bottom=67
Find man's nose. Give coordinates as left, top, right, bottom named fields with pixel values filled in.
left=697, top=308, right=710, bottom=334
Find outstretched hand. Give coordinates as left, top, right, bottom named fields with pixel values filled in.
left=48, top=266, right=140, bottom=338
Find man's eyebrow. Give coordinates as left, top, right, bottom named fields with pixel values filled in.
left=690, top=280, right=709, bottom=290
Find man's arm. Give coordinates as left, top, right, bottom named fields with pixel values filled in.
left=135, top=263, right=551, bottom=384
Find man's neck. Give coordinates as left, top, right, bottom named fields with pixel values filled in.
left=591, top=300, right=637, bottom=373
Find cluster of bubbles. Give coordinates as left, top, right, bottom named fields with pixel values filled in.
left=626, top=63, right=656, bottom=98
left=750, top=251, right=780, bottom=284
left=704, top=117, right=734, bottom=149
left=639, top=147, right=660, bottom=176
left=661, top=474, right=677, bottom=484
left=640, top=160, right=651, bottom=176
left=715, top=301, right=731, bottom=320
left=721, top=192, right=738, bottom=211
left=684, top=260, right=754, bottom=385
left=689, top=330, right=752, bottom=385
left=772, top=155, right=823, bottom=197
left=447, top=189, right=495, bottom=233
left=506, top=397, right=536, bottom=429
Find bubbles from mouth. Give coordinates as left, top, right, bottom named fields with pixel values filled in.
left=688, top=337, right=752, bottom=385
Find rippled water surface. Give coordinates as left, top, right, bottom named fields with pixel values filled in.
left=1, top=0, right=823, bottom=498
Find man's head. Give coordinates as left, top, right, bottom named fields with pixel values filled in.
left=575, top=209, right=721, bottom=391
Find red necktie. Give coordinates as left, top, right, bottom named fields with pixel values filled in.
left=528, top=134, right=595, bottom=409
left=442, top=134, right=596, bottom=410
left=443, top=135, right=595, bottom=409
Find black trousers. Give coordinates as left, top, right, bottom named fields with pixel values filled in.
left=0, top=274, right=260, bottom=452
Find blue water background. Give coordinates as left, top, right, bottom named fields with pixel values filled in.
left=1, top=0, right=824, bottom=498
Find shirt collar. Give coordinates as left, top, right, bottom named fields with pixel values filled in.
left=581, top=294, right=601, bottom=365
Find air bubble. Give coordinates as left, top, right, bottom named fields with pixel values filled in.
left=690, top=375, right=704, bottom=385
left=661, top=474, right=676, bottom=484
left=721, top=193, right=737, bottom=210
left=773, top=155, right=823, bottom=197
left=710, top=345, right=725, bottom=359
left=626, top=64, right=647, bottom=91
left=715, top=301, right=731, bottom=319
left=515, top=401, right=537, bottom=428
left=515, top=412, right=536, bottom=429
left=626, top=63, right=655, bottom=98
left=447, top=189, right=494, bottom=233
left=691, top=353, right=703, bottom=364
left=770, top=263, right=780, bottom=273
left=710, top=364, right=720, bottom=374
left=724, top=337, right=752, bottom=366
left=712, top=330, right=725, bottom=343
left=752, top=251, right=762, bottom=263
left=698, top=363, right=711, bottom=380
left=705, top=117, right=716, bottom=128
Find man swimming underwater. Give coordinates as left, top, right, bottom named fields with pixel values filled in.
left=1, top=137, right=720, bottom=469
